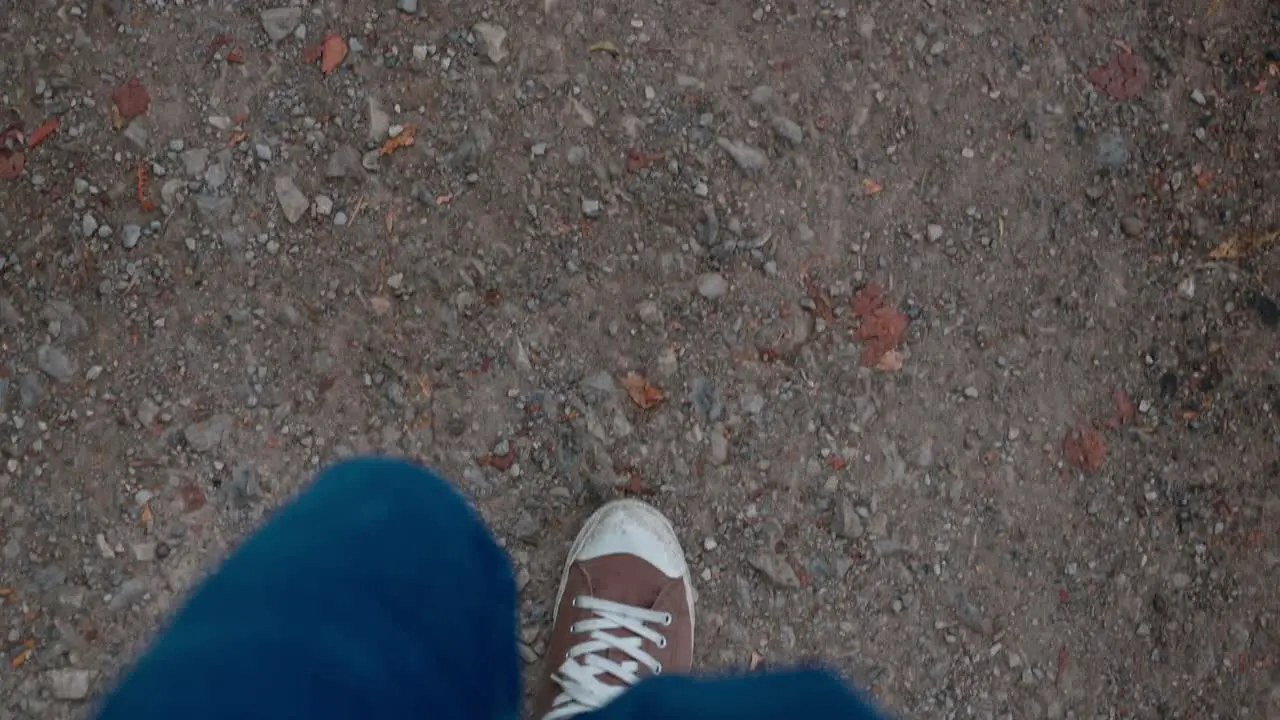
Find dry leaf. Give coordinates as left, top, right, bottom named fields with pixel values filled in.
left=27, top=118, right=59, bottom=148
left=851, top=284, right=909, bottom=368
left=1063, top=423, right=1106, bottom=473
left=1104, top=390, right=1136, bottom=429
left=1088, top=52, right=1148, bottom=101
left=136, top=163, right=156, bottom=212
left=302, top=42, right=324, bottom=65
left=226, top=46, right=245, bottom=64
left=1209, top=230, right=1279, bottom=260
left=476, top=450, right=516, bottom=470
left=227, top=131, right=249, bottom=148
left=321, top=33, right=348, bottom=75
left=851, top=284, right=886, bottom=319
left=139, top=503, right=152, bottom=529
left=874, top=348, right=904, bottom=372
left=10, top=648, right=32, bottom=670
left=112, top=78, right=150, bottom=120
left=589, top=40, right=621, bottom=57
left=862, top=178, right=883, bottom=195
left=379, top=126, right=417, bottom=156
left=369, top=296, right=392, bottom=315
left=1, top=125, right=26, bottom=181
left=622, top=372, right=664, bottom=409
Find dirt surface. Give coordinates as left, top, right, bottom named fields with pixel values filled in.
left=2, top=0, right=1279, bottom=717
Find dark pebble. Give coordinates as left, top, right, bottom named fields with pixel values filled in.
left=1159, top=372, right=1178, bottom=400
left=1249, top=293, right=1279, bottom=327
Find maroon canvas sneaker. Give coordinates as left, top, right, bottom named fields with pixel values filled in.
left=534, top=499, right=695, bottom=719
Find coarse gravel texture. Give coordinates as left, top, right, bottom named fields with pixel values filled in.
left=2, top=0, right=1280, bottom=718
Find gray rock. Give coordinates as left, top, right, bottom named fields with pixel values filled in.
left=696, top=273, right=729, bottom=299
left=81, top=212, right=98, bottom=237
left=512, top=510, right=541, bottom=540
left=229, top=464, right=264, bottom=507
left=194, top=193, right=234, bottom=221
left=1190, top=89, right=1207, bottom=106
left=122, top=119, right=149, bottom=150
left=204, top=163, right=228, bottom=190
left=748, top=551, right=800, bottom=589
left=136, top=397, right=160, bottom=426
left=367, top=98, right=391, bottom=143
left=37, top=345, right=75, bottom=382
left=709, top=425, right=729, bottom=465
left=45, top=668, right=94, bottom=700
left=108, top=577, right=148, bottom=611
left=397, top=0, right=418, bottom=12
left=473, top=22, right=509, bottom=64
left=927, top=224, right=944, bottom=242
left=18, top=372, right=44, bottom=408
left=636, top=300, right=663, bottom=326
left=581, top=198, right=602, bottom=218
left=274, top=176, right=309, bottom=224
left=182, top=148, right=209, bottom=177
left=716, top=138, right=768, bottom=171
left=261, top=7, right=302, bottom=41
left=161, top=177, right=185, bottom=206
left=254, top=143, right=273, bottom=161
left=690, top=377, right=723, bottom=422
left=447, top=123, right=493, bottom=170
left=325, top=145, right=365, bottom=179
left=837, top=500, right=865, bottom=539
left=1120, top=215, right=1143, bottom=237
left=184, top=413, right=234, bottom=453
left=121, top=224, right=142, bottom=249
left=772, top=116, right=803, bottom=146
left=749, top=85, right=774, bottom=106
left=1097, top=131, right=1130, bottom=169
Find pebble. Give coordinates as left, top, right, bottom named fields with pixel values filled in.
left=709, top=425, right=729, bottom=465
left=1171, top=572, right=1192, bottom=589
left=81, top=213, right=98, bottom=237
left=108, top=577, right=148, bottom=611
left=18, top=373, right=44, bottom=408
left=183, top=413, right=234, bottom=453
left=1177, top=276, right=1196, bottom=300
left=749, top=85, right=774, bottom=106
left=313, top=195, right=334, bottom=216
left=837, top=500, right=865, bottom=539
left=204, top=163, right=227, bottom=190
left=122, top=120, right=149, bottom=150
left=37, top=345, right=76, bottom=383
left=325, top=145, right=364, bottom=178
left=182, top=148, right=209, bottom=177
left=771, top=116, right=804, bottom=146
left=1190, top=89, right=1207, bottom=106
left=45, top=668, right=94, bottom=700
left=274, top=176, right=309, bottom=224
left=121, top=224, right=142, bottom=249
left=748, top=551, right=800, bottom=589
left=1120, top=215, right=1143, bottom=238
left=716, top=138, right=768, bottom=171
left=397, top=0, right=418, bottom=13
left=207, top=115, right=233, bottom=131
left=696, top=273, right=729, bottom=299
left=261, top=7, right=302, bottom=41
left=254, top=144, right=273, bottom=161
left=473, top=22, right=509, bottom=64
left=333, top=211, right=349, bottom=226
left=367, top=98, right=391, bottom=143
left=927, top=224, right=944, bottom=242
left=1097, top=131, right=1130, bottom=169
left=962, top=386, right=979, bottom=399
left=581, top=198, right=602, bottom=218
left=137, top=397, right=160, bottom=426
left=636, top=300, right=663, bottom=326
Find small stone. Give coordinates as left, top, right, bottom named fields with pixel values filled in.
left=473, top=22, right=509, bottom=64
left=18, top=373, right=44, bottom=408
left=397, top=0, right=418, bottom=13
left=313, top=195, right=334, bottom=216
left=333, top=211, right=349, bottom=226
left=274, top=176, right=309, bottom=224
left=254, top=144, right=273, bottom=161
left=132, top=543, right=157, bottom=562
left=709, top=425, right=729, bottom=465
left=207, top=115, right=233, bottom=131
left=581, top=198, right=602, bottom=218
left=367, top=98, right=391, bottom=143
left=412, top=44, right=429, bottom=62
left=837, top=500, right=865, bottom=539
left=81, top=213, right=98, bottom=237
left=716, top=137, right=768, bottom=171
left=927, top=224, right=944, bottom=242
left=108, top=577, right=148, bottom=611
left=261, top=7, right=302, bottom=41
left=136, top=397, right=160, bottom=426
left=696, top=273, right=729, bottom=299
left=1171, top=572, right=1192, bottom=589
left=1190, top=89, right=1207, bottom=106
left=325, top=145, right=364, bottom=179
left=121, top=224, right=142, bottom=249
left=636, top=300, right=662, bottom=326
left=122, top=119, right=149, bottom=150
left=45, top=668, right=94, bottom=700
left=748, top=551, right=800, bottom=589
left=161, top=178, right=184, bottom=206
left=1120, top=215, right=1143, bottom=237
left=1177, top=276, right=1196, bottom=300
left=771, top=116, right=804, bottom=146
left=37, top=345, right=75, bottom=383
left=183, top=414, right=234, bottom=453
left=749, top=85, right=774, bottom=106
left=1097, top=131, right=1130, bottom=169
left=182, top=148, right=209, bottom=177
left=962, top=386, right=979, bottom=399
left=204, top=163, right=227, bottom=190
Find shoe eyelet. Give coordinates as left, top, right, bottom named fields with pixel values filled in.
left=569, top=622, right=579, bottom=633
left=662, top=613, right=673, bottom=626
left=654, top=662, right=663, bottom=674
left=570, top=597, right=579, bottom=608
left=656, top=637, right=667, bottom=649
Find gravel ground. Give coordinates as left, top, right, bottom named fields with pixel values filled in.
left=2, top=0, right=1279, bottom=717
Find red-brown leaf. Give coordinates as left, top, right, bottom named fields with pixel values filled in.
left=302, top=42, right=324, bottom=65
left=1063, top=423, right=1106, bottom=473
left=622, top=372, right=664, bottom=409
left=626, top=150, right=665, bottom=172
left=851, top=284, right=887, bottom=319
left=1104, top=390, right=1136, bottom=429
left=320, top=33, right=348, bottom=75
left=112, top=78, right=150, bottom=120
left=0, top=151, right=24, bottom=181
left=1088, top=52, right=1148, bottom=101
left=27, top=118, right=59, bottom=149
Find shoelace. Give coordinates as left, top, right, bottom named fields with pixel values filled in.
left=543, top=595, right=673, bottom=720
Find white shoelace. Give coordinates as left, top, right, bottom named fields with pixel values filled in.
left=543, top=596, right=673, bottom=720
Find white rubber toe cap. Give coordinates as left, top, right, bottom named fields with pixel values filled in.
left=567, top=499, right=688, bottom=580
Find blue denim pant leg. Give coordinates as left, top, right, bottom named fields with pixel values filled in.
left=98, top=457, right=520, bottom=720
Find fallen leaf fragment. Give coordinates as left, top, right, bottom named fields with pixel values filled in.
left=1, top=125, right=26, bottom=181
left=589, top=40, right=621, bottom=57
left=1104, top=390, right=1136, bottom=429
left=227, top=131, right=249, bottom=148
left=477, top=449, right=516, bottom=470
left=27, top=117, right=59, bottom=148
left=302, top=42, right=324, bottom=65
left=1209, top=230, right=1279, bottom=260
left=626, top=149, right=665, bottom=172
left=112, top=78, right=150, bottom=121
left=226, top=46, right=246, bottom=64
left=1063, top=423, right=1106, bottom=473
left=874, top=348, right=904, bottom=372
left=862, top=178, right=883, bottom=195
left=1088, top=51, right=1148, bottom=101
left=379, top=126, right=416, bottom=156
left=622, top=372, right=664, bottom=409
left=10, top=647, right=32, bottom=670
left=851, top=284, right=909, bottom=368
left=136, top=163, right=156, bottom=211
left=320, top=33, right=348, bottom=75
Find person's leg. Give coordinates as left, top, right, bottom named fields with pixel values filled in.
left=98, top=457, right=519, bottom=720
left=534, top=499, right=885, bottom=720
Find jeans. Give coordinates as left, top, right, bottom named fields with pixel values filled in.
left=98, top=458, right=884, bottom=719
